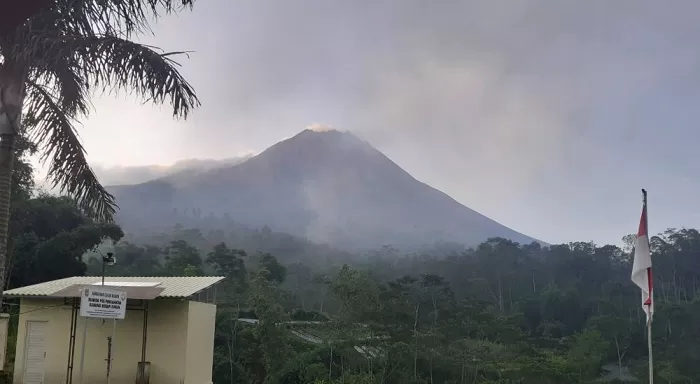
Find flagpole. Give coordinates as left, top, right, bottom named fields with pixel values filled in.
left=648, top=321, right=653, bottom=384
left=642, top=189, right=653, bottom=384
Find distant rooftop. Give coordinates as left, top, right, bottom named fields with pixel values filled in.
left=4, top=276, right=224, bottom=299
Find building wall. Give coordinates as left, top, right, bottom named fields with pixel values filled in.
left=183, top=301, right=216, bottom=384
left=138, top=299, right=190, bottom=383
left=12, top=297, right=200, bottom=384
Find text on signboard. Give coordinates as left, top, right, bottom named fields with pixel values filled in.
left=87, top=291, right=123, bottom=310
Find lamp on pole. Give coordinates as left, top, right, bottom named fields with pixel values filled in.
left=80, top=251, right=117, bottom=384
left=99, top=251, right=117, bottom=384
left=101, top=252, right=116, bottom=286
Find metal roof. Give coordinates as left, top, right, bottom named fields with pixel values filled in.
left=50, top=284, right=166, bottom=300
left=3, top=276, right=225, bottom=299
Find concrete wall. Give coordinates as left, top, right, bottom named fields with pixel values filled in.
left=12, top=297, right=214, bottom=384
left=184, top=301, right=216, bottom=384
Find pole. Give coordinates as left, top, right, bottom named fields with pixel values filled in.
left=77, top=316, right=88, bottom=384
left=101, top=253, right=121, bottom=383
left=647, top=320, right=653, bottom=384
left=64, top=299, right=76, bottom=384
left=138, top=302, right=149, bottom=384
left=107, top=319, right=116, bottom=384
left=642, top=189, right=653, bottom=384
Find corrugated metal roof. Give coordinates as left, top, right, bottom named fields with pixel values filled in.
left=3, top=276, right=225, bottom=298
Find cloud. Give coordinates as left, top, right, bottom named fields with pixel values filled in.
left=34, top=155, right=255, bottom=190
left=305, top=123, right=336, bottom=133
left=94, top=155, right=256, bottom=185
left=68, top=0, right=700, bottom=244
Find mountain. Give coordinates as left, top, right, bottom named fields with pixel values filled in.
left=108, top=128, right=539, bottom=250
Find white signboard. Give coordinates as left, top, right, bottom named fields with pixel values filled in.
left=79, top=287, right=127, bottom=319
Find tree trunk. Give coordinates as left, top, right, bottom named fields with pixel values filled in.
left=319, top=286, right=327, bottom=313
left=497, top=273, right=504, bottom=313
left=430, top=294, right=437, bottom=384
left=413, top=302, right=420, bottom=380
left=0, top=135, right=13, bottom=300
left=614, top=335, right=628, bottom=376
left=673, top=265, right=679, bottom=302
left=328, top=342, right=333, bottom=381
left=296, top=279, right=305, bottom=310
left=659, top=275, right=669, bottom=302
left=509, top=287, right=513, bottom=311
left=425, top=355, right=431, bottom=384
left=0, top=63, right=25, bottom=304
left=229, top=305, right=239, bottom=384
left=227, top=334, right=234, bottom=384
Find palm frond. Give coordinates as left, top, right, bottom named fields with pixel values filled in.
left=79, top=35, right=200, bottom=118
left=24, top=80, right=116, bottom=222
left=19, top=33, right=199, bottom=118
left=0, top=0, right=53, bottom=38
left=30, top=55, right=91, bottom=116
left=63, top=0, right=197, bottom=37
left=3, top=0, right=195, bottom=40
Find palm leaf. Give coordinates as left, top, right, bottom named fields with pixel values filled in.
left=63, top=0, right=196, bottom=37
left=76, top=35, right=200, bottom=118
left=30, top=56, right=90, bottom=116
left=24, top=80, right=116, bottom=222
left=20, top=33, right=199, bottom=118
left=0, top=2, right=200, bottom=223
left=12, top=32, right=200, bottom=220
left=1, top=0, right=196, bottom=40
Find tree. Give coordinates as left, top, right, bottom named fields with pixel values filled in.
left=8, top=194, right=123, bottom=288
left=2, top=132, right=124, bottom=289
left=89, top=242, right=163, bottom=277
left=164, top=240, right=203, bottom=276
left=259, top=253, right=286, bottom=284
left=567, top=329, right=608, bottom=380
left=250, top=269, right=291, bottom=383
left=207, top=242, right=247, bottom=304
left=587, top=315, right=636, bottom=377
left=207, top=243, right=247, bottom=283
left=0, top=0, right=200, bottom=300
left=10, top=134, right=35, bottom=203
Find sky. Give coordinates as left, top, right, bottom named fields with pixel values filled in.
left=33, top=0, right=700, bottom=246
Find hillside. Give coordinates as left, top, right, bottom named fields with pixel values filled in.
left=108, top=128, right=538, bottom=250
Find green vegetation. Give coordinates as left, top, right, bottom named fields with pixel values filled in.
left=80, top=221, right=697, bottom=383
left=0, top=136, right=124, bottom=381
left=3, top=133, right=698, bottom=383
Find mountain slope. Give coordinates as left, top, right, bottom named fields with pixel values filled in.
left=109, top=129, right=538, bottom=250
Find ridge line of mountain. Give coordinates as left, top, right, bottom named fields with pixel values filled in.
left=107, top=128, right=541, bottom=250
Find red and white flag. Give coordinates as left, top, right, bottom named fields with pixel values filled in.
left=631, top=199, right=653, bottom=324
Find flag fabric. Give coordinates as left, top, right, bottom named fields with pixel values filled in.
left=631, top=202, right=654, bottom=324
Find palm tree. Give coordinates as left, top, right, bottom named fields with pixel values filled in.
left=0, top=0, right=200, bottom=295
